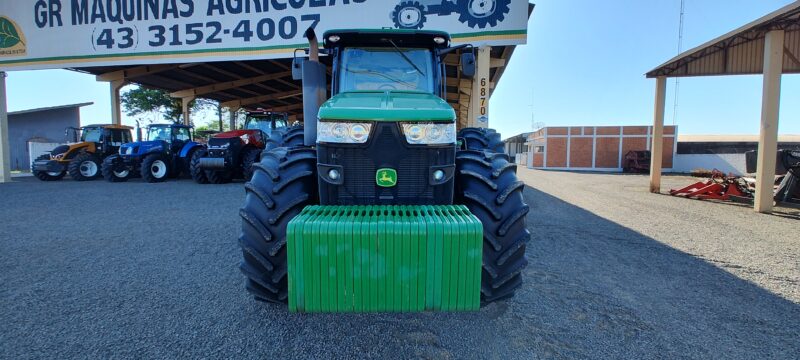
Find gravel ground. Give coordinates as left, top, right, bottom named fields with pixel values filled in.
left=1, top=171, right=798, bottom=359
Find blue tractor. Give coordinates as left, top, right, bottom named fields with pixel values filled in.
left=101, top=123, right=205, bottom=183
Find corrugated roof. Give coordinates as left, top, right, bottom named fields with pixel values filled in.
left=647, top=1, right=800, bottom=78
left=8, top=102, right=94, bottom=116
left=678, top=134, right=800, bottom=143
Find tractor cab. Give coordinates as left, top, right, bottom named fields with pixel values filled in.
left=144, top=124, right=193, bottom=154
left=243, top=111, right=289, bottom=136
left=66, top=124, right=133, bottom=156
left=306, top=29, right=474, bottom=205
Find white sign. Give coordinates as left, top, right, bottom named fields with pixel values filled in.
left=0, top=0, right=530, bottom=71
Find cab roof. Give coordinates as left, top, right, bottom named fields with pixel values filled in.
left=83, top=124, right=134, bottom=130
left=148, top=123, right=191, bottom=128
left=323, top=29, right=451, bottom=49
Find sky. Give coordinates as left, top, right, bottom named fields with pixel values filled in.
left=4, top=0, right=799, bottom=139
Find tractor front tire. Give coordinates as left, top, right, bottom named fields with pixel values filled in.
left=238, top=147, right=319, bottom=304
left=101, top=155, right=131, bottom=182
left=190, top=149, right=210, bottom=184
left=205, top=169, right=232, bottom=184
left=459, top=127, right=504, bottom=153
left=68, top=152, right=102, bottom=181
left=141, top=154, right=170, bottom=183
left=242, top=147, right=261, bottom=181
left=455, top=150, right=530, bottom=304
left=265, top=126, right=305, bottom=153
left=32, top=154, right=65, bottom=181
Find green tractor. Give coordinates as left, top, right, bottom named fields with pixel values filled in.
left=239, top=29, right=529, bottom=312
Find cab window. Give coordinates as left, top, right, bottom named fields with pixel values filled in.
left=174, top=127, right=191, bottom=142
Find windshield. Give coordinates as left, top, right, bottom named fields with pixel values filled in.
left=147, top=126, right=172, bottom=142
left=81, top=127, right=104, bottom=142
left=339, top=47, right=434, bottom=93
left=245, top=116, right=286, bottom=134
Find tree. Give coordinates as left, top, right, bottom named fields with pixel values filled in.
left=121, top=87, right=183, bottom=123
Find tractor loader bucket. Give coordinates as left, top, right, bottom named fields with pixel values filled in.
left=286, top=205, right=483, bottom=313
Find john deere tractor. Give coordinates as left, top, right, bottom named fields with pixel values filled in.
left=238, top=29, right=529, bottom=313
left=32, top=124, right=134, bottom=181
left=192, top=111, right=300, bottom=184
left=101, top=123, right=205, bottom=183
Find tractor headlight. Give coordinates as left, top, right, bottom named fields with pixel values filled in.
left=401, top=123, right=456, bottom=145
left=318, top=122, right=372, bottom=144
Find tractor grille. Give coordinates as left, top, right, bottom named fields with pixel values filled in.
left=318, top=122, right=455, bottom=206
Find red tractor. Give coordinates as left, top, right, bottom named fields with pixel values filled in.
left=190, top=111, right=301, bottom=184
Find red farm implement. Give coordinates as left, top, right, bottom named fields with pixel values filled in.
left=669, top=170, right=751, bottom=201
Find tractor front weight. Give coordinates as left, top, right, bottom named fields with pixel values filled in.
left=287, top=205, right=483, bottom=313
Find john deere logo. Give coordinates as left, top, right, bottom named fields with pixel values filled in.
left=376, top=168, right=397, bottom=187
left=0, top=16, right=26, bottom=56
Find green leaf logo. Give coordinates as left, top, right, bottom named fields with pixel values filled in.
left=0, top=17, right=24, bottom=49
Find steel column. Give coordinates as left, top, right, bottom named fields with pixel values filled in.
left=229, top=108, right=238, bottom=130
left=0, top=72, right=10, bottom=183
left=649, top=76, right=667, bottom=193
left=109, top=80, right=126, bottom=125
left=468, top=46, right=491, bottom=128
left=182, top=96, right=195, bottom=126
left=754, top=30, right=784, bottom=213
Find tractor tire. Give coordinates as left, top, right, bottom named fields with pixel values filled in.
left=265, top=126, right=305, bottom=152
left=392, top=1, right=427, bottom=29
left=141, top=154, right=170, bottom=183
left=238, top=147, right=319, bottom=304
left=31, top=154, right=65, bottom=181
left=455, top=149, right=530, bottom=304
left=205, top=169, right=232, bottom=184
left=459, top=127, right=504, bottom=153
left=68, top=152, right=102, bottom=181
left=456, top=0, right=512, bottom=29
left=190, top=148, right=210, bottom=184
left=242, top=147, right=261, bottom=181
left=101, top=155, right=131, bottom=182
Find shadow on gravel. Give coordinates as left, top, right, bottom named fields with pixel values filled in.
left=512, top=186, right=800, bottom=359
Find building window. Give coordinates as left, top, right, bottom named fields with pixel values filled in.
left=533, top=146, right=544, bottom=153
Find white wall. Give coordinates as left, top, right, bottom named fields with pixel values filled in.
left=671, top=154, right=748, bottom=175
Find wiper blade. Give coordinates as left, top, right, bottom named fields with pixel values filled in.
left=387, top=39, right=425, bottom=76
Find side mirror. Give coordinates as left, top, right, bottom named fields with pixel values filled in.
left=461, top=52, right=476, bottom=78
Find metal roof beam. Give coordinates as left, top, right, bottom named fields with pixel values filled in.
left=96, top=64, right=181, bottom=82
left=169, top=71, right=292, bottom=98
left=220, top=90, right=302, bottom=108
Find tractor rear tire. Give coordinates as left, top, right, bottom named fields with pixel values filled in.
left=455, top=149, right=530, bottom=304
left=242, top=147, right=261, bottom=181
left=459, top=128, right=504, bottom=153
left=32, top=154, right=65, bottom=181
left=101, top=155, right=131, bottom=182
left=205, top=169, right=232, bottom=184
left=141, top=154, right=170, bottom=183
left=238, top=147, right=319, bottom=304
left=190, top=149, right=210, bottom=184
left=68, top=152, right=102, bottom=181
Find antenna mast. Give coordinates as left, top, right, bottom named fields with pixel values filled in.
left=672, top=0, right=686, bottom=125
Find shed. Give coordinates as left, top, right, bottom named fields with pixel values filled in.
left=7, top=103, right=91, bottom=171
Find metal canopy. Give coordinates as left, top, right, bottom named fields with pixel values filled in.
left=647, top=1, right=800, bottom=78
left=646, top=2, right=799, bottom=213
left=68, top=45, right=517, bottom=125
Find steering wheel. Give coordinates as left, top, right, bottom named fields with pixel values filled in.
left=379, top=84, right=397, bottom=91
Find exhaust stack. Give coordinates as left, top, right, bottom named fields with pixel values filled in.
left=301, top=28, right=327, bottom=146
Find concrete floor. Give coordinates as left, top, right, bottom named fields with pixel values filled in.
left=1, top=170, right=798, bottom=359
